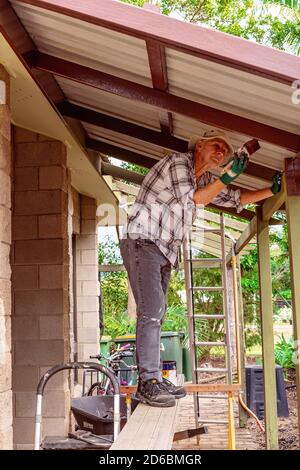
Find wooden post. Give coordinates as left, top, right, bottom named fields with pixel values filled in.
left=256, top=206, right=278, bottom=449
left=228, top=391, right=236, bottom=450
left=236, top=256, right=248, bottom=428
left=227, top=266, right=237, bottom=370
left=285, top=157, right=300, bottom=439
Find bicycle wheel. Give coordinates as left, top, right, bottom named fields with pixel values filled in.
left=87, top=381, right=114, bottom=396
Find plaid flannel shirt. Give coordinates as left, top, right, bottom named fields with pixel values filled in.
left=122, top=151, right=242, bottom=267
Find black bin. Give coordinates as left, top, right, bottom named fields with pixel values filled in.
left=71, top=395, right=139, bottom=435
left=246, top=365, right=289, bottom=419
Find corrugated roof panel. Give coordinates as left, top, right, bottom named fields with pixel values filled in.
left=83, top=123, right=165, bottom=160
left=10, top=0, right=297, bottom=194
left=166, top=48, right=300, bottom=135
left=55, top=76, right=160, bottom=131
left=86, top=120, right=275, bottom=189
left=11, top=1, right=152, bottom=86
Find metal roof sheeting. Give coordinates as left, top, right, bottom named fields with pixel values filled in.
left=55, top=76, right=161, bottom=130
left=11, top=0, right=152, bottom=85
left=166, top=48, right=300, bottom=135
left=9, top=0, right=300, bottom=196
left=83, top=123, right=165, bottom=160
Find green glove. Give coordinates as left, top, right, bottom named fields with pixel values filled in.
left=271, top=171, right=282, bottom=195
left=220, top=152, right=249, bottom=185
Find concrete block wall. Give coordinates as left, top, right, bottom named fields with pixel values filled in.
left=11, top=128, right=72, bottom=449
left=67, top=186, right=80, bottom=366
left=76, top=196, right=100, bottom=362
left=0, top=66, right=13, bottom=450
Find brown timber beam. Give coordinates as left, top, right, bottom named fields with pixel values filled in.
left=146, top=38, right=173, bottom=135
left=285, top=155, right=300, bottom=442
left=60, top=102, right=186, bottom=153
left=24, top=51, right=300, bottom=153
left=15, top=0, right=300, bottom=84
left=85, top=128, right=276, bottom=181
left=0, top=0, right=64, bottom=105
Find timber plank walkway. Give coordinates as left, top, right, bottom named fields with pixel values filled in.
left=110, top=397, right=181, bottom=450
left=111, top=378, right=257, bottom=450
left=111, top=376, right=184, bottom=450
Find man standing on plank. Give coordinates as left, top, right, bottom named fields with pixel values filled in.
left=120, top=129, right=282, bottom=407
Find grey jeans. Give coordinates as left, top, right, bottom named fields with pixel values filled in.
left=120, top=238, right=172, bottom=382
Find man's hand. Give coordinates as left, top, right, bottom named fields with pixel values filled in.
left=219, top=153, right=248, bottom=185
left=271, top=171, right=283, bottom=195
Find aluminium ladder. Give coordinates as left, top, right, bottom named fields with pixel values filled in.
left=183, top=212, right=236, bottom=431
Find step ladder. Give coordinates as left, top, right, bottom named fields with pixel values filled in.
left=182, top=212, right=237, bottom=445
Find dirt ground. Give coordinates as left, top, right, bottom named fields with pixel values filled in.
left=246, top=369, right=299, bottom=450
left=198, top=357, right=299, bottom=450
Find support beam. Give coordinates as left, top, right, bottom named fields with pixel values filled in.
left=236, top=256, right=248, bottom=427
left=101, top=162, right=144, bottom=185
left=24, top=51, right=300, bottom=153
left=0, top=0, right=64, bottom=104
left=209, top=203, right=280, bottom=224
left=15, top=0, right=300, bottom=84
left=285, top=155, right=300, bottom=440
left=262, top=175, right=286, bottom=221
left=234, top=216, right=257, bottom=255
left=60, top=103, right=185, bottom=153
left=65, top=103, right=276, bottom=181
left=89, top=139, right=157, bottom=169
left=146, top=39, right=173, bottom=135
left=256, top=206, right=278, bottom=450
left=95, top=141, right=266, bottom=194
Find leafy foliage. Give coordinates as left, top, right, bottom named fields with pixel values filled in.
left=103, top=310, right=137, bottom=338
left=239, top=214, right=292, bottom=348
left=274, top=334, right=296, bottom=370
left=121, top=161, right=148, bottom=176
left=121, top=0, right=300, bottom=54
left=99, top=236, right=128, bottom=319
left=240, top=246, right=262, bottom=348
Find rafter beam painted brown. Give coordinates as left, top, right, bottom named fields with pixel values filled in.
left=0, top=0, right=64, bottom=104
left=15, top=0, right=300, bottom=84
left=24, top=52, right=300, bottom=154
left=146, top=39, right=173, bottom=135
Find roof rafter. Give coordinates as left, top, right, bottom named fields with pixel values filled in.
left=15, top=0, right=300, bottom=84
left=86, top=132, right=276, bottom=182
left=24, top=51, right=300, bottom=154
left=146, top=39, right=173, bottom=135
left=58, top=101, right=186, bottom=152
left=0, top=0, right=64, bottom=104
left=88, top=138, right=263, bottom=196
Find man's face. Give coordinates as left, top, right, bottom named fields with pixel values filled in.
left=194, top=138, right=230, bottom=169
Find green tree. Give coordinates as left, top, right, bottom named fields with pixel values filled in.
left=121, top=0, right=299, bottom=54
left=99, top=236, right=128, bottom=319
left=121, top=161, right=148, bottom=176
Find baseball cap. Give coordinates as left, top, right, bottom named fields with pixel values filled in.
left=188, top=129, right=234, bottom=157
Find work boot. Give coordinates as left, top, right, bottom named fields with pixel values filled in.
left=136, top=378, right=176, bottom=407
left=159, top=378, right=187, bottom=399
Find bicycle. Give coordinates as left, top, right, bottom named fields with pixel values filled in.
left=82, top=343, right=138, bottom=396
